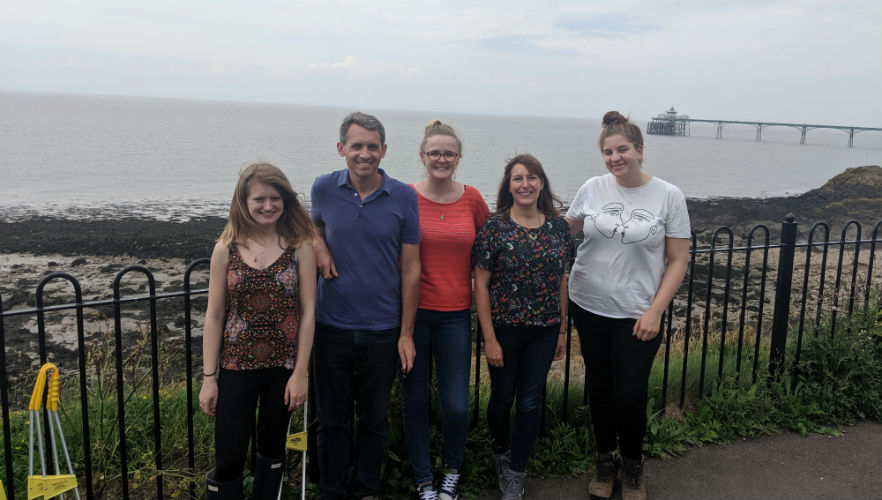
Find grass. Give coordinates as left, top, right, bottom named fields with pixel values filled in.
left=1, top=298, right=879, bottom=499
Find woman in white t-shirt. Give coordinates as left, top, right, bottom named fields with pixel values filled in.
left=565, top=111, right=690, bottom=500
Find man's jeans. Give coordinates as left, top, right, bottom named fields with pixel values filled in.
left=312, top=322, right=399, bottom=500
left=486, top=324, right=558, bottom=473
left=401, top=308, right=472, bottom=484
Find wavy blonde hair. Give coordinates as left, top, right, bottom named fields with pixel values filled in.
left=218, top=161, right=314, bottom=247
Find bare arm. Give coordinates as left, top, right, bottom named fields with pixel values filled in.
left=312, top=224, right=338, bottom=279
left=285, top=243, right=317, bottom=410
left=554, top=273, right=569, bottom=361
left=198, top=242, right=230, bottom=416
left=633, top=237, right=690, bottom=341
left=397, top=242, right=421, bottom=373
left=474, top=266, right=503, bottom=367
left=564, top=216, right=584, bottom=236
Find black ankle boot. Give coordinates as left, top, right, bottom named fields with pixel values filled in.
left=250, top=453, right=285, bottom=500
left=206, top=468, right=243, bottom=500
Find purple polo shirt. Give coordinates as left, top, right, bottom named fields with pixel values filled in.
left=310, top=168, right=420, bottom=330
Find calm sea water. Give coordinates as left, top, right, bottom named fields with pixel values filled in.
left=1, top=92, right=880, bottom=222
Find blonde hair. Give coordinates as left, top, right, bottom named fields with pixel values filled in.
left=218, top=161, right=314, bottom=247
left=420, top=120, right=463, bottom=154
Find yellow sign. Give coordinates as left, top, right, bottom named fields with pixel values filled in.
left=286, top=431, right=308, bottom=451
left=27, top=474, right=78, bottom=499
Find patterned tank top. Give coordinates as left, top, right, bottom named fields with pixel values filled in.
left=220, top=244, right=300, bottom=370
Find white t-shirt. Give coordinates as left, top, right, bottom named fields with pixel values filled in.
left=567, top=173, right=691, bottom=319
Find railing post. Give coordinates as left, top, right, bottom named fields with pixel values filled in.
left=769, top=214, right=797, bottom=380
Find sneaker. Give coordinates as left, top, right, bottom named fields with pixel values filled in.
left=620, top=456, right=646, bottom=500
left=493, top=450, right=511, bottom=491
left=500, top=464, right=526, bottom=500
left=416, top=483, right=439, bottom=500
left=587, top=451, right=619, bottom=498
left=439, top=468, right=461, bottom=500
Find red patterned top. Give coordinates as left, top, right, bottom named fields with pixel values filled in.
left=220, top=245, right=300, bottom=370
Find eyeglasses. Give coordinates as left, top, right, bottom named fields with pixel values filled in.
left=423, top=151, right=459, bottom=161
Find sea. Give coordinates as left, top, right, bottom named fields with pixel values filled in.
left=1, top=91, right=880, bottom=222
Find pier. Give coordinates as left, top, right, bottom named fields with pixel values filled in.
left=647, top=107, right=882, bottom=147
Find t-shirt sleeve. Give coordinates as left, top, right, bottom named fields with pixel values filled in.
left=665, top=187, right=691, bottom=239
left=401, top=187, right=421, bottom=244
left=471, top=217, right=498, bottom=271
left=310, top=177, right=323, bottom=225
left=566, top=181, right=591, bottom=221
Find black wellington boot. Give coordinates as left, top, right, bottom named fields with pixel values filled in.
left=250, top=453, right=285, bottom=500
left=206, top=468, right=244, bottom=500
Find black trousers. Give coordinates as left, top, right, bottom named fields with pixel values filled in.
left=214, top=366, right=293, bottom=481
left=572, top=304, right=661, bottom=460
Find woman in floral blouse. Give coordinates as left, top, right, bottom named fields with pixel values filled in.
left=472, top=153, right=573, bottom=500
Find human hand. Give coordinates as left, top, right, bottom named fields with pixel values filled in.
left=484, top=339, right=504, bottom=368
left=633, top=309, right=663, bottom=342
left=553, top=333, right=567, bottom=361
left=199, top=377, right=218, bottom=416
left=398, top=335, right=415, bottom=374
left=284, top=372, right=308, bottom=411
left=314, top=239, right=338, bottom=280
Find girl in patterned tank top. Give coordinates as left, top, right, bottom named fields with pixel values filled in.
left=199, top=161, right=316, bottom=499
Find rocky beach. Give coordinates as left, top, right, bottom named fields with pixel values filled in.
left=0, top=166, right=879, bottom=384
left=1, top=165, right=880, bottom=311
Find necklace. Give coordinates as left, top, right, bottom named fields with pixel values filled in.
left=251, top=236, right=277, bottom=264
left=440, top=209, right=446, bottom=221
left=511, top=211, right=541, bottom=240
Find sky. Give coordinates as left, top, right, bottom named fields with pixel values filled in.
left=1, top=0, right=880, bottom=126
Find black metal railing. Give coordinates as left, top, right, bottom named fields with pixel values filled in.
left=1, top=216, right=880, bottom=499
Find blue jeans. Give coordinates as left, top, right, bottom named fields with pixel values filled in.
left=486, top=324, right=558, bottom=473
left=312, top=323, right=399, bottom=500
left=401, top=308, right=472, bottom=485
left=572, top=304, right=662, bottom=460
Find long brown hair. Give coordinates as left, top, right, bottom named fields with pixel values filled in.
left=218, top=161, right=314, bottom=247
left=494, top=153, right=562, bottom=216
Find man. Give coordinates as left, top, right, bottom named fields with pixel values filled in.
left=310, top=111, right=420, bottom=500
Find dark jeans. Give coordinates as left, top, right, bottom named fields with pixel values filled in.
left=214, top=366, right=293, bottom=482
left=572, top=304, right=662, bottom=460
left=312, top=322, right=399, bottom=500
left=401, top=308, right=471, bottom=484
left=486, top=324, right=558, bottom=473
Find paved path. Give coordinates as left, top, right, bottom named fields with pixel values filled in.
left=473, top=420, right=882, bottom=500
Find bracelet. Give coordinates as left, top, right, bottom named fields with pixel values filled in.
left=203, top=370, right=217, bottom=378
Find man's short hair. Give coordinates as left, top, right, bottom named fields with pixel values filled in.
left=339, top=112, right=386, bottom=145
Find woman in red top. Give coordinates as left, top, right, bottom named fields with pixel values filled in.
left=403, top=121, right=490, bottom=500
left=199, top=161, right=316, bottom=499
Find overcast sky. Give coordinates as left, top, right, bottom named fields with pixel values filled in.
left=1, top=0, right=880, bottom=125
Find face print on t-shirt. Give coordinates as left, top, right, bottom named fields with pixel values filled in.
left=587, top=202, right=624, bottom=238
left=586, top=204, right=660, bottom=244
left=621, top=208, right=658, bottom=243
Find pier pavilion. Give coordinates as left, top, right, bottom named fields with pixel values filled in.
left=646, top=107, right=882, bottom=147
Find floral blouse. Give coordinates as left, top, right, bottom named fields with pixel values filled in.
left=221, top=245, right=300, bottom=370
left=472, top=213, right=573, bottom=327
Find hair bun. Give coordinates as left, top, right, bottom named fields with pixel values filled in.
left=602, top=111, right=628, bottom=128
left=425, top=119, right=444, bottom=132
